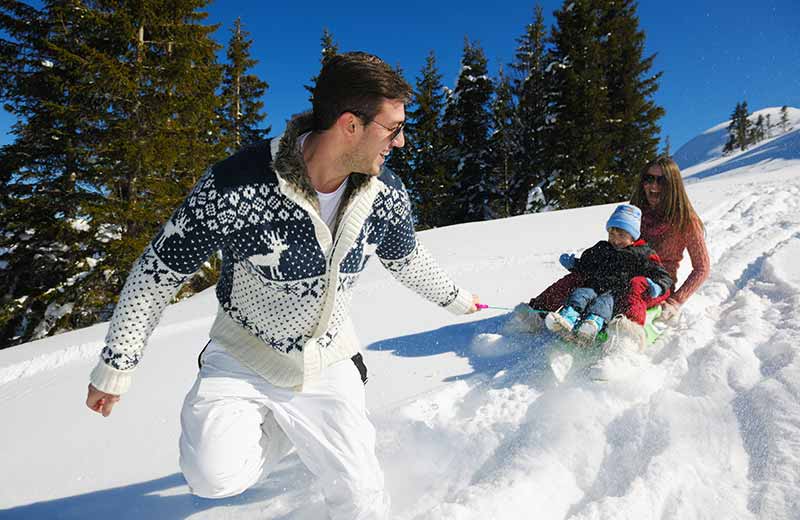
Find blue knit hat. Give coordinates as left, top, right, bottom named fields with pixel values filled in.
left=606, top=204, right=642, bottom=240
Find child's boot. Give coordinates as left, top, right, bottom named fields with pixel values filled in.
left=545, top=306, right=580, bottom=337
left=575, top=314, right=605, bottom=345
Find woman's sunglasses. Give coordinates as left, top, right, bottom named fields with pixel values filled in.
left=642, top=174, right=667, bottom=186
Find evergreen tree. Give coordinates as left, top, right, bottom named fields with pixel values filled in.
left=0, top=0, right=225, bottom=347
left=306, top=28, right=338, bottom=103
left=508, top=4, right=549, bottom=215
left=442, top=38, right=495, bottom=223
left=385, top=63, right=415, bottom=212
left=766, top=113, right=772, bottom=138
left=598, top=0, right=664, bottom=197
left=490, top=67, right=516, bottom=218
left=219, top=17, right=269, bottom=153
left=723, top=103, right=740, bottom=154
left=83, top=0, right=224, bottom=310
left=404, top=51, right=451, bottom=229
left=0, top=0, right=104, bottom=347
left=545, top=0, right=612, bottom=208
left=751, top=114, right=766, bottom=144
left=779, top=105, right=791, bottom=133
left=724, top=101, right=752, bottom=153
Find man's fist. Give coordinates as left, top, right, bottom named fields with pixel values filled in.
left=86, top=384, right=120, bottom=417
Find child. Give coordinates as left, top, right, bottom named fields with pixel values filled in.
left=545, top=204, right=673, bottom=344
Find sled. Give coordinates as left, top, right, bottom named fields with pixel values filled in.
left=531, top=306, right=667, bottom=382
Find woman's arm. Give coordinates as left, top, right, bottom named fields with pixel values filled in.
left=669, top=217, right=710, bottom=305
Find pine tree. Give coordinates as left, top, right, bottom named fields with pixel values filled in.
left=598, top=0, right=664, bottom=198
left=490, top=67, right=516, bottom=218
left=404, top=51, right=451, bottom=229
left=219, top=17, right=269, bottom=153
left=766, top=113, right=772, bottom=138
left=780, top=105, right=791, bottom=133
left=545, top=0, right=613, bottom=208
left=385, top=63, right=415, bottom=211
left=723, top=102, right=740, bottom=154
left=723, top=102, right=753, bottom=154
left=83, top=0, right=225, bottom=309
left=306, top=28, right=338, bottom=103
left=736, top=102, right=753, bottom=151
left=752, top=114, right=766, bottom=144
left=508, top=4, right=549, bottom=215
left=0, top=0, right=226, bottom=347
left=0, top=0, right=103, bottom=346
left=442, top=38, right=495, bottom=223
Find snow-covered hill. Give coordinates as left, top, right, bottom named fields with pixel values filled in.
left=673, top=106, right=800, bottom=179
left=2, top=115, right=800, bottom=519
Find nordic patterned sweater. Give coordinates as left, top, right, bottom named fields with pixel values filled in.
left=90, top=113, right=474, bottom=395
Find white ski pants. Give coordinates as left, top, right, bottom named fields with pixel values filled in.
left=178, top=340, right=390, bottom=520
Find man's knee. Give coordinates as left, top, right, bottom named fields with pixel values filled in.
left=179, top=434, right=262, bottom=499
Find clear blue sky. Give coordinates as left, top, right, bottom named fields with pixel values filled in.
left=1, top=0, right=798, bottom=153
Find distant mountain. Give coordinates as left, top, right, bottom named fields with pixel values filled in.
left=673, top=106, right=800, bottom=179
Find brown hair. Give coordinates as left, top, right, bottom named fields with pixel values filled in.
left=312, top=52, right=412, bottom=131
left=630, top=156, right=700, bottom=232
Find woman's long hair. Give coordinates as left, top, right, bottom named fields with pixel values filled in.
left=630, top=156, right=700, bottom=232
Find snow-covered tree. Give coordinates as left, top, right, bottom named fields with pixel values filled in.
left=0, top=0, right=225, bottom=347
left=490, top=67, right=517, bottom=218
left=779, top=105, right=791, bottom=133
left=401, top=51, right=451, bottom=229
left=508, top=4, right=550, bottom=215
left=442, top=38, right=495, bottom=223
left=545, top=0, right=612, bottom=209
left=599, top=0, right=664, bottom=197
left=723, top=102, right=753, bottom=153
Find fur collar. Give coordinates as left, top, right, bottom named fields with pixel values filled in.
left=273, top=112, right=371, bottom=208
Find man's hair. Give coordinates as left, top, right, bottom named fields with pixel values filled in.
left=312, top=52, right=412, bottom=131
left=630, top=155, right=700, bottom=232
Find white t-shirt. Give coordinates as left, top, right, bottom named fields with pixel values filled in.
left=299, top=132, right=348, bottom=231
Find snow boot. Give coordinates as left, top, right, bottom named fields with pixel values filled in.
left=545, top=306, right=580, bottom=338
left=587, top=315, right=646, bottom=381
left=575, top=314, right=605, bottom=346
left=502, top=302, right=545, bottom=335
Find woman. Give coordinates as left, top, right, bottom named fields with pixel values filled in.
left=516, top=156, right=710, bottom=347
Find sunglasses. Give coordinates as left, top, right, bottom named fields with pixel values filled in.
left=349, top=110, right=405, bottom=142
left=642, top=174, right=667, bottom=186
left=370, top=118, right=405, bottom=142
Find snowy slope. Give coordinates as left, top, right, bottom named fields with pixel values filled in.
left=673, top=106, right=800, bottom=180
left=2, top=130, right=800, bottom=518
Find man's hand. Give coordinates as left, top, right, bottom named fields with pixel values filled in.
left=86, top=384, right=120, bottom=417
left=466, top=293, right=481, bottom=314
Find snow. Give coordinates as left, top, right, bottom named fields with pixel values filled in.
left=2, top=113, right=800, bottom=519
left=673, top=106, right=800, bottom=172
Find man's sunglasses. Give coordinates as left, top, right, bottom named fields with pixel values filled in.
left=349, top=110, right=405, bottom=142
left=370, top=118, right=405, bottom=142
left=642, top=174, right=667, bottom=186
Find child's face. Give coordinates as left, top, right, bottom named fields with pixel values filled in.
left=608, top=227, right=635, bottom=249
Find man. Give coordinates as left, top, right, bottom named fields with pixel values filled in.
left=85, top=52, right=480, bottom=519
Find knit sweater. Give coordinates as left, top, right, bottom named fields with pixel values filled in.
left=90, top=113, right=473, bottom=395
left=639, top=206, right=710, bottom=305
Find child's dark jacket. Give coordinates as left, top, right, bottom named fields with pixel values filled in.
left=570, top=239, right=673, bottom=298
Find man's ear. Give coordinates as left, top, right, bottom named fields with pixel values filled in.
left=336, top=111, right=360, bottom=138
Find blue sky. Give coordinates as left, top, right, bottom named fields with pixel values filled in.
left=1, top=0, right=798, bottom=153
